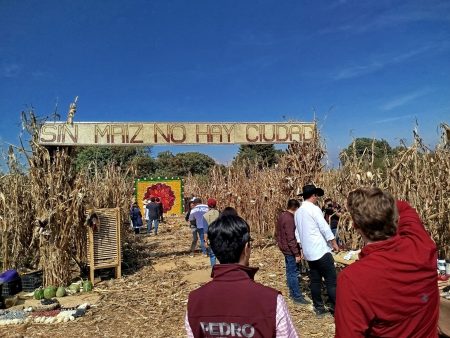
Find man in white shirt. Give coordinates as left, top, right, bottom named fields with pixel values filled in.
left=188, top=198, right=209, bottom=256
left=294, top=184, right=339, bottom=317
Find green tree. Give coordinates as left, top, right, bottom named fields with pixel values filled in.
left=234, top=144, right=280, bottom=167
left=132, top=155, right=157, bottom=177
left=340, top=138, right=393, bottom=168
left=154, top=151, right=216, bottom=177
left=73, top=146, right=151, bottom=172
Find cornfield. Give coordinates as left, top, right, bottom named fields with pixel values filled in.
left=0, top=109, right=449, bottom=285
left=0, top=106, right=135, bottom=286
left=186, top=125, right=450, bottom=258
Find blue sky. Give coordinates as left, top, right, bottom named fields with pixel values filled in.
left=1, top=0, right=449, bottom=166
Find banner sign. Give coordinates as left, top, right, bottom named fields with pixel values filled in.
left=38, top=122, right=315, bottom=146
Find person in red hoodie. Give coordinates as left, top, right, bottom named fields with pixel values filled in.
left=335, top=187, right=439, bottom=338
left=186, top=215, right=299, bottom=338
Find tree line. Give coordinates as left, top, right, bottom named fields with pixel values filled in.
left=73, top=138, right=400, bottom=178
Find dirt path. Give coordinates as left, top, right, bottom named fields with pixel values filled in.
left=1, top=217, right=335, bottom=337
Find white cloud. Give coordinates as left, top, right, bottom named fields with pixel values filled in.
left=381, top=89, right=432, bottom=111
left=373, top=114, right=416, bottom=124
left=332, top=62, right=383, bottom=80
left=322, top=1, right=450, bottom=34
left=2, top=63, right=21, bottom=78
left=331, top=45, right=435, bottom=80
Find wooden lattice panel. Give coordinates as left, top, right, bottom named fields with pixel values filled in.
left=86, top=207, right=122, bottom=282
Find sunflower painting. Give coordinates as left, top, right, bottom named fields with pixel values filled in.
left=135, top=177, right=184, bottom=216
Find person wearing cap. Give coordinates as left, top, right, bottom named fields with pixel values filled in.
left=203, top=198, right=220, bottom=266
left=335, top=188, right=439, bottom=337
left=294, top=184, right=339, bottom=317
left=189, top=198, right=209, bottom=256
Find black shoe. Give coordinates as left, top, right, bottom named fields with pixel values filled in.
left=314, top=307, right=330, bottom=318
left=291, top=297, right=311, bottom=305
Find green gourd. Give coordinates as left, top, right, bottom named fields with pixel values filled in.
left=43, top=286, right=57, bottom=299
left=69, top=283, right=80, bottom=293
left=34, top=288, right=45, bottom=300
left=56, top=287, right=66, bottom=297
left=83, top=280, right=93, bottom=292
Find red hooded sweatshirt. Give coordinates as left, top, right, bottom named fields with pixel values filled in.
left=187, top=264, right=279, bottom=338
left=335, top=201, right=439, bottom=337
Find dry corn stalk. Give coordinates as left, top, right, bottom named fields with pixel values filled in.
left=186, top=125, right=449, bottom=257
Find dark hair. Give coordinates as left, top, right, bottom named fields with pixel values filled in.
left=155, top=197, right=160, bottom=202
left=287, top=199, right=300, bottom=210
left=324, top=198, right=332, bottom=203
left=221, top=206, right=238, bottom=217
left=193, top=197, right=202, bottom=204
left=208, top=215, right=250, bottom=264
left=303, top=192, right=313, bottom=200
left=347, top=188, right=398, bottom=241
left=150, top=197, right=156, bottom=202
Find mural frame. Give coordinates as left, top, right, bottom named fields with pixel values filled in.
left=135, top=177, right=184, bottom=216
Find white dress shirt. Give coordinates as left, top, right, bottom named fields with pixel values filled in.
left=294, top=200, right=335, bottom=261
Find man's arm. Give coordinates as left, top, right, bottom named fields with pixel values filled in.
left=203, top=215, right=209, bottom=246
left=313, top=206, right=338, bottom=251
left=294, top=212, right=301, bottom=245
left=396, top=200, right=435, bottom=245
left=188, top=207, right=197, bottom=221
left=283, top=217, right=301, bottom=257
left=275, top=295, right=299, bottom=338
left=335, top=273, right=372, bottom=338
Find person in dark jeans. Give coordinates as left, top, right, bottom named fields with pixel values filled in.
left=307, top=252, right=336, bottom=314
left=145, top=197, right=161, bottom=235
left=275, top=199, right=310, bottom=305
left=156, top=197, right=164, bottom=223
left=130, top=202, right=143, bottom=234
left=294, top=184, right=339, bottom=317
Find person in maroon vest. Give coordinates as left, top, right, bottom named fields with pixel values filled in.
left=185, top=215, right=299, bottom=338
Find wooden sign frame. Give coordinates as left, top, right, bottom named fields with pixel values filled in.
left=38, top=122, right=316, bottom=146
left=86, top=208, right=122, bottom=283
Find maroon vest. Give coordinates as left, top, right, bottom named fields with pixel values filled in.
left=187, top=264, right=279, bottom=338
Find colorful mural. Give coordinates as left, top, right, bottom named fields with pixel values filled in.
left=135, top=177, right=184, bottom=216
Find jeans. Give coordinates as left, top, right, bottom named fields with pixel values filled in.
left=147, top=218, right=159, bottom=234
left=284, top=254, right=304, bottom=300
left=307, top=252, right=337, bottom=312
left=190, top=227, right=206, bottom=254
left=208, top=247, right=216, bottom=266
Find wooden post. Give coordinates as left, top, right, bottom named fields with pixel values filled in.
left=88, top=225, right=95, bottom=283
left=115, top=207, right=122, bottom=279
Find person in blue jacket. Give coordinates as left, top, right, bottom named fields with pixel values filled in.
left=130, top=202, right=143, bottom=234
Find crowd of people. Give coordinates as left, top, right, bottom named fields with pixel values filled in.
left=129, top=197, right=164, bottom=235
left=129, top=186, right=439, bottom=337
left=184, top=185, right=439, bottom=338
